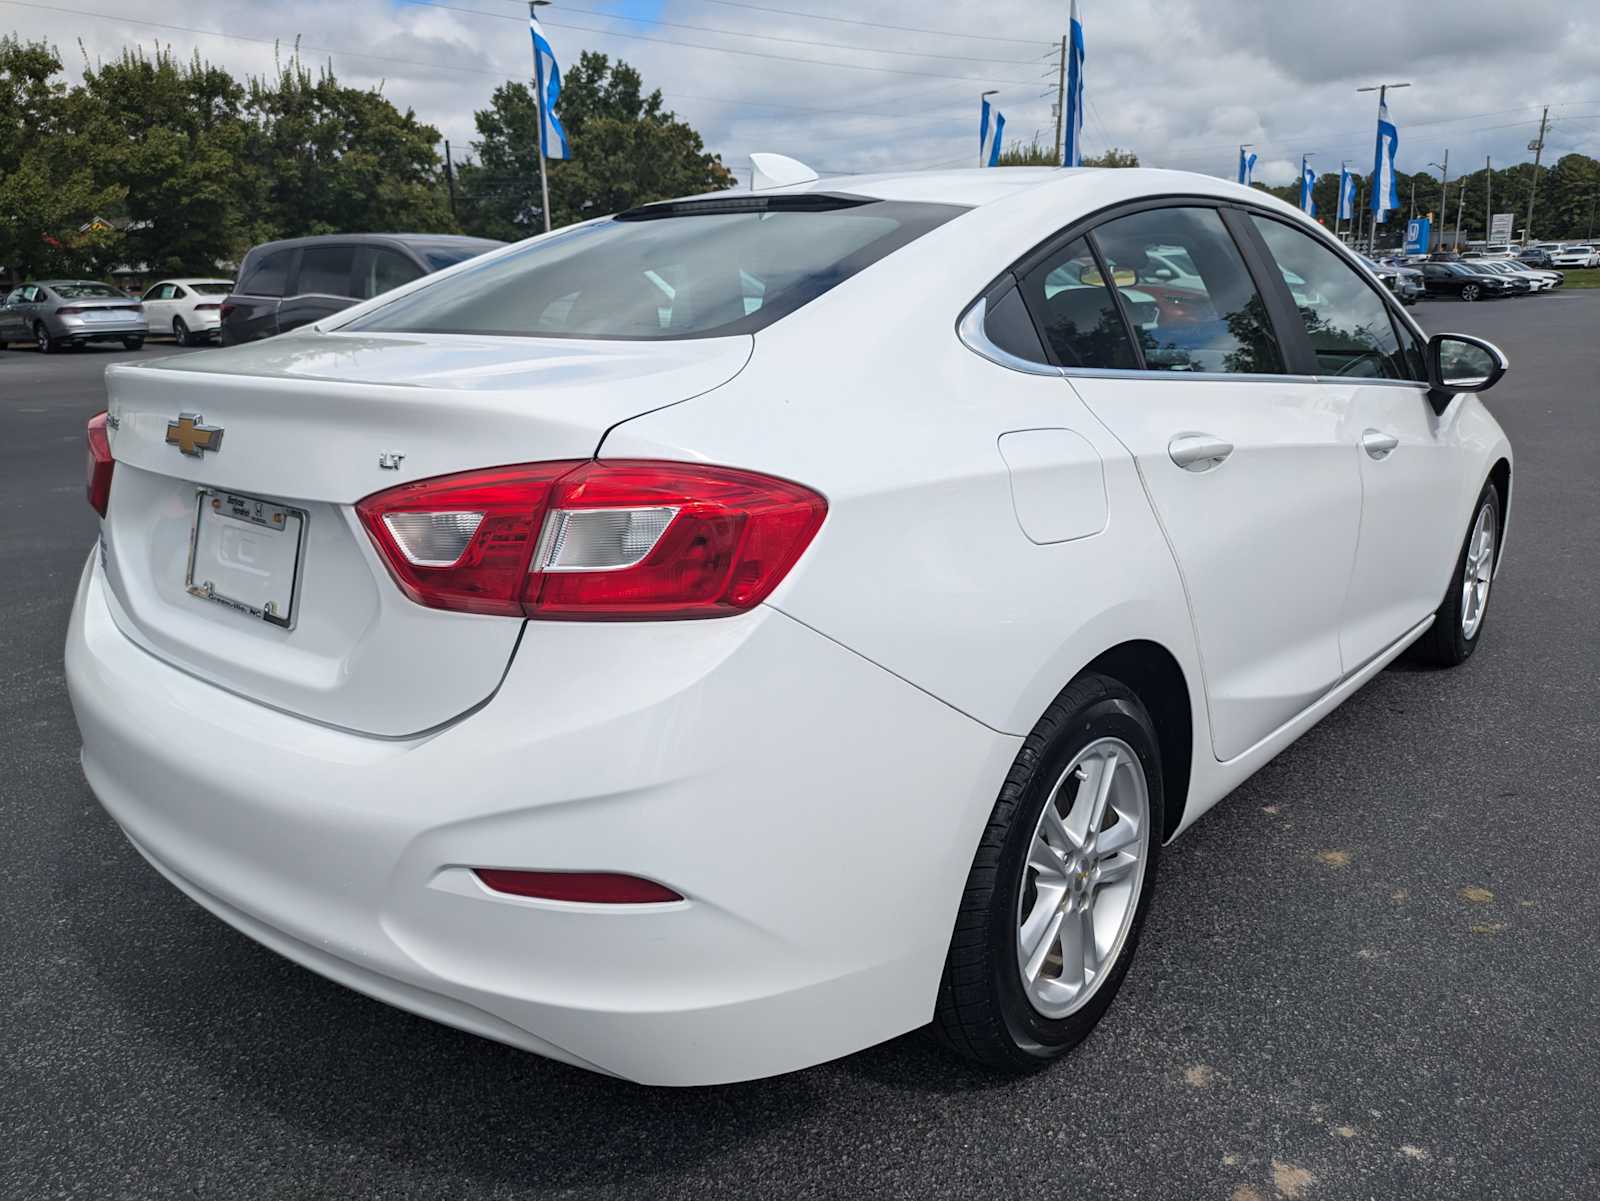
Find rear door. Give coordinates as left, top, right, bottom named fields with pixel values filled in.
left=1246, top=214, right=1467, bottom=669
left=277, top=242, right=359, bottom=334
left=1015, top=203, right=1362, bottom=762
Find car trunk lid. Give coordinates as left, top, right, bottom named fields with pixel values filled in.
left=99, top=330, right=752, bottom=737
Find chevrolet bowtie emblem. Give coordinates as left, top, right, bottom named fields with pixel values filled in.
left=166, top=413, right=224, bottom=457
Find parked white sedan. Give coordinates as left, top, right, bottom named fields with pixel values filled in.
left=67, top=167, right=1512, bottom=1085
left=139, top=278, right=233, bottom=345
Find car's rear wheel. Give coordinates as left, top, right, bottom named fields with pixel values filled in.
left=173, top=317, right=190, bottom=346
left=933, top=673, right=1163, bottom=1072
left=1461, top=283, right=1481, bottom=301
left=1409, top=480, right=1501, bottom=667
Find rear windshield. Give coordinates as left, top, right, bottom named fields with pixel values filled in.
left=53, top=282, right=124, bottom=298
left=415, top=242, right=502, bottom=271
left=191, top=282, right=232, bottom=295
left=347, top=198, right=962, bottom=340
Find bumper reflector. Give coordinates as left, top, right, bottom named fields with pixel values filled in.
left=473, top=869, right=683, bottom=904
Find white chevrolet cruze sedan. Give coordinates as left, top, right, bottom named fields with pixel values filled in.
left=67, top=167, right=1513, bottom=1085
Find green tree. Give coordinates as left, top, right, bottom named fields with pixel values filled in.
left=242, top=52, right=455, bottom=240
left=0, top=36, right=124, bottom=282
left=457, top=52, right=734, bottom=238
left=74, top=45, right=253, bottom=275
left=996, top=140, right=1138, bottom=167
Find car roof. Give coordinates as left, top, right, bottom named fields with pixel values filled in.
left=674, top=166, right=1273, bottom=211
left=243, top=233, right=505, bottom=255
left=150, top=277, right=233, bottom=285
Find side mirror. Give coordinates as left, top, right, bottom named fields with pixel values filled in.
left=1427, top=332, right=1507, bottom=409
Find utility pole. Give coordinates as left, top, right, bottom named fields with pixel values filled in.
left=443, top=139, right=457, bottom=219
left=1053, top=35, right=1067, bottom=164
left=1439, top=150, right=1449, bottom=239
left=1456, top=182, right=1467, bottom=251
left=1484, top=155, right=1492, bottom=247
left=1589, top=190, right=1599, bottom=242
left=1408, top=175, right=1416, bottom=222
left=1525, top=105, right=1550, bottom=244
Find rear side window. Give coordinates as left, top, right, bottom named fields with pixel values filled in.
left=358, top=248, right=425, bottom=299
left=1250, top=216, right=1406, bottom=380
left=238, top=250, right=292, bottom=297
left=347, top=198, right=962, bottom=340
left=1018, top=237, right=1138, bottom=369
left=191, top=282, right=231, bottom=295
left=297, top=244, right=356, bottom=298
left=1090, top=206, right=1284, bottom=374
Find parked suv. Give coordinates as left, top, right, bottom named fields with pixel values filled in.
left=220, top=233, right=504, bottom=345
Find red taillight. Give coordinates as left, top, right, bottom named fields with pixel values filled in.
left=194, top=303, right=222, bottom=311
left=356, top=460, right=826, bottom=621
left=219, top=302, right=236, bottom=321
left=85, top=411, right=113, bottom=516
left=474, top=869, right=683, bottom=904
left=57, top=305, right=85, bottom=315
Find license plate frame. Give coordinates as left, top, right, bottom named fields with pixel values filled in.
left=184, top=489, right=307, bottom=629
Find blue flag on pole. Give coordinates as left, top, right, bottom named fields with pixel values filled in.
left=1237, top=147, right=1257, bottom=186
left=980, top=97, right=1006, bottom=167
left=1062, top=0, right=1084, bottom=167
left=1338, top=166, right=1356, bottom=221
left=530, top=11, right=571, bottom=161
left=1371, top=98, right=1399, bottom=222
left=1300, top=157, right=1317, bottom=217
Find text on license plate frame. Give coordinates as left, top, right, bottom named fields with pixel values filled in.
left=184, top=489, right=307, bottom=629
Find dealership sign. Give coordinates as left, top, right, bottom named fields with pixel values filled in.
left=1404, top=218, right=1431, bottom=255
left=1489, top=212, right=1514, bottom=245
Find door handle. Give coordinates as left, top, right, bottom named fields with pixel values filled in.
left=1168, top=433, right=1234, bottom=471
left=1362, top=429, right=1400, bottom=460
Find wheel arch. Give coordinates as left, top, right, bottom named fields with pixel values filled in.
left=1487, top=456, right=1511, bottom=570
left=1079, top=640, right=1194, bottom=844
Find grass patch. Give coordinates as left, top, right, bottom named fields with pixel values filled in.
left=1560, top=268, right=1600, bottom=289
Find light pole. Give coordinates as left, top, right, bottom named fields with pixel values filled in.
left=1588, top=190, right=1599, bottom=242
left=1357, top=82, right=1410, bottom=251
left=980, top=90, right=998, bottom=167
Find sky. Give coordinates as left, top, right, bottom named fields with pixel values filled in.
left=5, top=0, right=1599, bottom=189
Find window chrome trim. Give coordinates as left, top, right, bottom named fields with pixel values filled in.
left=956, top=297, right=1063, bottom=377
left=1061, top=366, right=1319, bottom=384
left=1313, top=376, right=1429, bottom=391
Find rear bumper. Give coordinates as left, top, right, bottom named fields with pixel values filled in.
left=57, top=319, right=147, bottom=341
left=66, top=550, right=1018, bottom=1084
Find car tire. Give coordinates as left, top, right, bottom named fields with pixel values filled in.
left=123, top=336, right=144, bottom=350
left=1408, top=480, right=1501, bottom=668
left=1460, top=283, right=1481, bottom=302
left=932, top=673, right=1164, bottom=1072
left=34, top=322, right=58, bottom=354
left=173, top=318, right=190, bottom=347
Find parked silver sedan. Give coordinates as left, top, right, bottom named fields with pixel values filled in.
left=0, top=280, right=148, bottom=353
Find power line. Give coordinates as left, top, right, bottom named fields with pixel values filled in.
left=402, top=0, right=1050, bottom=66
left=656, top=0, right=1055, bottom=47
left=496, top=9, right=1045, bottom=85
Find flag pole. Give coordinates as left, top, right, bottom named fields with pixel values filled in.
left=531, top=0, right=553, bottom=233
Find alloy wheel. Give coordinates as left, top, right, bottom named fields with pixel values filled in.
left=174, top=318, right=189, bottom=347
left=1460, top=502, right=1496, bottom=639
left=35, top=323, right=50, bottom=352
left=1015, top=737, right=1150, bottom=1020
left=1462, top=284, right=1480, bottom=301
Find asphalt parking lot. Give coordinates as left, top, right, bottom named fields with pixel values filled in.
left=3, top=294, right=1598, bottom=1201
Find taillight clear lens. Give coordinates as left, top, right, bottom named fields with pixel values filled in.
left=356, top=460, right=826, bottom=620
left=528, top=461, right=827, bottom=620
left=85, top=411, right=113, bottom=516
left=355, top=462, right=582, bottom=616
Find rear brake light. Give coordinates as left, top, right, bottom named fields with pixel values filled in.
left=194, top=303, right=222, bottom=311
left=474, top=869, right=682, bottom=904
left=356, top=460, right=826, bottom=620
left=219, top=302, right=236, bottom=320
left=86, top=412, right=113, bottom=516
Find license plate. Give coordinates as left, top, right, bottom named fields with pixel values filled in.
left=185, top=490, right=306, bottom=628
